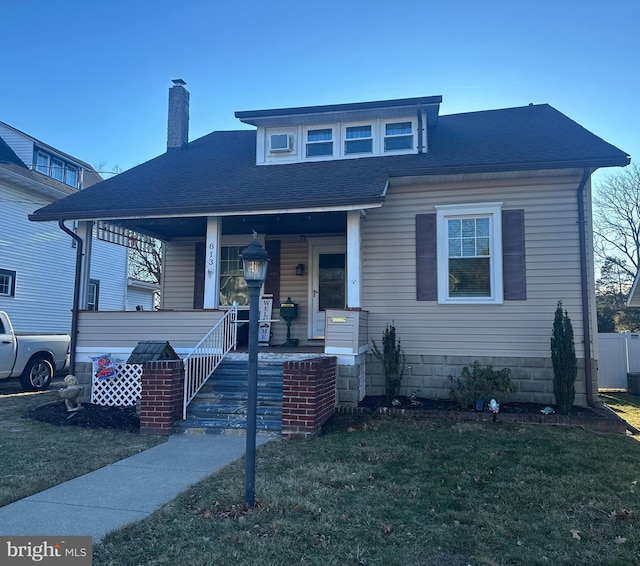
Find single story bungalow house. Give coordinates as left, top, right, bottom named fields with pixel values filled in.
left=29, top=81, right=630, bottom=417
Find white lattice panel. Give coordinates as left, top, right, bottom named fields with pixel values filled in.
left=91, top=364, right=142, bottom=407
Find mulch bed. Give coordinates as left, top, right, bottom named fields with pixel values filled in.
left=24, top=401, right=140, bottom=433
left=338, top=395, right=628, bottom=433
left=23, top=396, right=628, bottom=435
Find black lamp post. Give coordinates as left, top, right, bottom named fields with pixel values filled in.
left=240, top=233, right=270, bottom=507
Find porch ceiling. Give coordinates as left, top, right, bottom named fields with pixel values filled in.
left=107, top=211, right=348, bottom=241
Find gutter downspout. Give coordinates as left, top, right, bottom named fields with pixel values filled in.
left=58, top=220, right=82, bottom=375
left=577, top=168, right=596, bottom=407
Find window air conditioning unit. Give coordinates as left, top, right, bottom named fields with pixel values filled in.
left=269, top=133, right=294, bottom=153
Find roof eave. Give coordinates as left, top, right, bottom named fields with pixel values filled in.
left=388, top=156, right=631, bottom=178
left=236, top=95, right=443, bottom=126
left=29, top=197, right=386, bottom=224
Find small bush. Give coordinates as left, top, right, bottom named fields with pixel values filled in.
left=449, top=361, right=515, bottom=409
left=371, top=322, right=405, bottom=404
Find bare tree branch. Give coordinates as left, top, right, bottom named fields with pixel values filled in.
left=593, top=163, right=640, bottom=282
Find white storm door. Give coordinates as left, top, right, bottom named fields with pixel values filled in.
left=309, top=242, right=346, bottom=339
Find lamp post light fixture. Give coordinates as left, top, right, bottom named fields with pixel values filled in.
left=240, top=233, right=270, bottom=508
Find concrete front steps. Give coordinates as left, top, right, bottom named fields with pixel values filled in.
left=176, top=358, right=284, bottom=436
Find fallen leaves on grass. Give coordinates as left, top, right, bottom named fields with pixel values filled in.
left=610, top=508, right=636, bottom=522
left=194, top=500, right=264, bottom=521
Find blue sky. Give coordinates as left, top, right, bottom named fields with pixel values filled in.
left=2, top=0, right=637, bottom=187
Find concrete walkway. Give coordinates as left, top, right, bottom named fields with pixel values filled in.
left=0, top=434, right=271, bottom=542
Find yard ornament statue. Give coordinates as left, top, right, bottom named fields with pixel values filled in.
left=59, top=374, right=83, bottom=412
left=488, top=398, right=500, bottom=422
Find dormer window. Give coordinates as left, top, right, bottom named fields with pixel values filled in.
left=345, top=125, right=373, bottom=154
left=384, top=121, right=413, bottom=151
left=34, top=149, right=80, bottom=188
left=306, top=128, right=333, bottom=157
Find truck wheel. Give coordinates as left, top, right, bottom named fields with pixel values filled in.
left=20, top=357, right=53, bottom=391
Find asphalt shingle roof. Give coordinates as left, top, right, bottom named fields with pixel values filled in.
left=29, top=103, right=630, bottom=223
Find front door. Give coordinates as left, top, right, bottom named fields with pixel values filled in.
left=310, top=243, right=346, bottom=339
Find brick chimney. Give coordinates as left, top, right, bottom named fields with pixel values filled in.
left=167, top=79, right=189, bottom=150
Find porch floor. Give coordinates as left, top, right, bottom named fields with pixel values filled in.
left=231, top=345, right=326, bottom=360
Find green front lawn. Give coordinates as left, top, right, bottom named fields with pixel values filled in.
left=95, top=415, right=640, bottom=566
left=0, top=377, right=163, bottom=507
left=600, top=391, right=640, bottom=431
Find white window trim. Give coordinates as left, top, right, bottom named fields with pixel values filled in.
left=304, top=125, right=335, bottom=160
left=383, top=117, right=418, bottom=154
left=35, top=151, right=50, bottom=175
left=435, top=202, right=503, bottom=304
left=219, top=235, right=266, bottom=309
left=342, top=121, right=374, bottom=156
left=34, top=149, right=80, bottom=188
left=0, top=269, right=16, bottom=297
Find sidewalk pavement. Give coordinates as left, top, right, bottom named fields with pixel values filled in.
left=0, top=434, right=272, bottom=542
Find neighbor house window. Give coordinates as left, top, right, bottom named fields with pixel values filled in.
left=35, top=152, right=50, bottom=175
left=436, top=203, right=503, bottom=303
left=306, top=128, right=333, bottom=157
left=384, top=121, right=413, bottom=151
left=0, top=269, right=16, bottom=297
left=87, top=279, right=100, bottom=311
left=345, top=125, right=372, bottom=154
left=33, top=149, right=80, bottom=188
left=219, top=245, right=249, bottom=307
left=51, top=157, right=65, bottom=182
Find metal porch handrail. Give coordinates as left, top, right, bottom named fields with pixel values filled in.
left=183, top=302, right=238, bottom=419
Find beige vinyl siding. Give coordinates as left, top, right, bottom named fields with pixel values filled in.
left=267, top=235, right=313, bottom=346
left=161, top=241, right=196, bottom=309
left=76, top=310, right=224, bottom=349
left=363, top=172, right=590, bottom=359
left=325, top=309, right=368, bottom=353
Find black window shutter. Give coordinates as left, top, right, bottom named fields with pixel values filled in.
left=264, top=240, right=281, bottom=306
left=193, top=241, right=205, bottom=309
left=416, top=213, right=437, bottom=301
left=502, top=209, right=527, bottom=300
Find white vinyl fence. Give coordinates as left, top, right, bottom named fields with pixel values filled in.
left=598, top=332, right=640, bottom=389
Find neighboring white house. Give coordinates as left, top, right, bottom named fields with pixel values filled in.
left=127, top=278, right=160, bottom=311
left=0, top=121, right=129, bottom=333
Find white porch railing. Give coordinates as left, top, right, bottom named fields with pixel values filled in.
left=183, top=303, right=238, bottom=419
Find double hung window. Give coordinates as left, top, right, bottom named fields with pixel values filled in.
left=306, top=128, right=333, bottom=157
left=51, top=157, right=65, bottom=182
left=0, top=269, right=16, bottom=297
left=345, top=125, right=372, bottom=154
left=219, top=245, right=249, bottom=307
left=87, top=279, right=100, bottom=310
left=384, top=121, right=413, bottom=151
left=436, top=203, right=503, bottom=303
left=35, top=152, right=50, bottom=175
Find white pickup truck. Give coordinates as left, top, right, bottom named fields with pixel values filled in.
left=0, top=311, right=70, bottom=391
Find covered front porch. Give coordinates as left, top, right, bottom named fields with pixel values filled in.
left=69, top=208, right=372, bottom=419
left=76, top=208, right=370, bottom=349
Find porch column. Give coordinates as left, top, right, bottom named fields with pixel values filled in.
left=346, top=210, right=362, bottom=308
left=203, top=217, right=221, bottom=309
left=77, top=221, right=93, bottom=309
